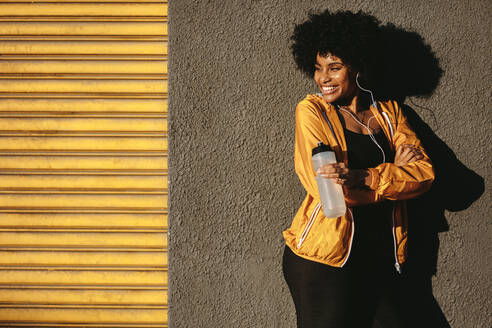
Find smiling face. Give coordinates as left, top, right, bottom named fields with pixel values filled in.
left=314, top=53, right=357, bottom=105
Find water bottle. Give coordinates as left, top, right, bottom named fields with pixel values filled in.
left=312, top=142, right=346, bottom=218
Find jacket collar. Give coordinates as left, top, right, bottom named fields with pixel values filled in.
left=310, top=93, right=395, bottom=152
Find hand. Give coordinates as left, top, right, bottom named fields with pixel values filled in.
left=394, top=144, right=424, bottom=166
left=316, top=163, right=369, bottom=188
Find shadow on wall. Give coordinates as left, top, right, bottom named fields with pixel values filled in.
left=371, top=23, right=444, bottom=103
left=397, top=104, right=484, bottom=328
left=369, top=24, right=485, bottom=328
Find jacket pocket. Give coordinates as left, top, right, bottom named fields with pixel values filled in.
left=297, top=202, right=321, bottom=248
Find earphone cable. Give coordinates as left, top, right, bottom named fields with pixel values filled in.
left=338, top=106, right=386, bottom=164
left=355, top=73, right=377, bottom=108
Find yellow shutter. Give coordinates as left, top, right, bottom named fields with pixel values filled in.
left=0, top=1, right=168, bottom=326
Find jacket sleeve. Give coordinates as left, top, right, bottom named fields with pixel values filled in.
left=293, top=101, right=325, bottom=201
left=366, top=102, right=434, bottom=200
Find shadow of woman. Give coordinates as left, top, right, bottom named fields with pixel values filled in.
left=369, top=24, right=485, bottom=328
left=399, top=104, right=484, bottom=328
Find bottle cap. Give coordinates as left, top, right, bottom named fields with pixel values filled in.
left=312, top=141, right=332, bottom=156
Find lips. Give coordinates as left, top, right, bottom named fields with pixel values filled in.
left=321, top=85, right=338, bottom=94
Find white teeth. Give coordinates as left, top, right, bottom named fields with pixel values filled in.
left=322, top=86, right=337, bottom=91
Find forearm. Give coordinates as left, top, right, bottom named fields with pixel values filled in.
left=344, top=187, right=383, bottom=206
left=366, top=161, right=434, bottom=200
left=317, top=165, right=383, bottom=206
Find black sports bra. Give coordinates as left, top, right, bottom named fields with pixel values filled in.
left=341, top=120, right=395, bottom=268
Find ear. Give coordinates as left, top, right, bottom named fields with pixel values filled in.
left=348, top=69, right=358, bottom=84
left=346, top=65, right=357, bottom=78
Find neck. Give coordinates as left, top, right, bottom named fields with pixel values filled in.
left=333, top=90, right=361, bottom=113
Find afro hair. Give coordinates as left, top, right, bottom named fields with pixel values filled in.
left=291, top=10, right=381, bottom=83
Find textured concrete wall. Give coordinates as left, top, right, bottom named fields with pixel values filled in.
left=168, top=1, right=490, bottom=327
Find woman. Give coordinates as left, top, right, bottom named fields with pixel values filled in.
left=282, top=10, right=435, bottom=328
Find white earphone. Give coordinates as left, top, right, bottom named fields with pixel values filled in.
left=339, top=72, right=386, bottom=163
left=337, top=105, right=386, bottom=164
left=355, top=72, right=377, bottom=108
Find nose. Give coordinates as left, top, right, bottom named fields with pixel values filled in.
left=318, top=68, right=331, bottom=83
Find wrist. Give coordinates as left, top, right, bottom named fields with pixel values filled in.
left=352, top=169, right=371, bottom=189
left=366, top=168, right=379, bottom=190
left=363, top=170, right=372, bottom=188
left=360, top=169, right=372, bottom=189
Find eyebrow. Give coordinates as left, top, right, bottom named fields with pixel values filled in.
left=315, top=62, right=344, bottom=66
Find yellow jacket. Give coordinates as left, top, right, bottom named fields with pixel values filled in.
left=283, top=94, right=434, bottom=272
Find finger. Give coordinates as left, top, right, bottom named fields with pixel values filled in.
left=318, top=162, right=342, bottom=171
left=335, top=177, right=347, bottom=185
left=401, top=153, right=424, bottom=165
left=402, top=149, right=415, bottom=160
left=395, top=145, right=403, bottom=156
left=319, top=163, right=336, bottom=169
left=408, top=153, right=424, bottom=162
left=319, top=172, right=344, bottom=179
left=331, top=163, right=346, bottom=170
left=338, top=173, right=347, bottom=180
left=337, top=167, right=349, bottom=175
left=398, top=144, right=420, bottom=157
left=402, top=147, right=413, bottom=155
left=317, top=167, right=336, bottom=175
left=397, top=149, right=411, bottom=162
left=398, top=147, right=413, bottom=159
left=408, top=147, right=422, bottom=156
left=317, top=165, right=347, bottom=175
left=401, top=153, right=418, bottom=165
left=401, top=144, right=415, bottom=149
left=316, top=165, right=335, bottom=175
left=319, top=167, right=349, bottom=178
left=404, top=145, right=422, bottom=155
left=406, top=148, right=421, bottom=159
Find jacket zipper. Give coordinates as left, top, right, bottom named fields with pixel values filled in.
left=391, top=204, right=402, bottom=273
left=297, top=202, right=321, bottom=248
left=382, top=110, right=400, bottom=272
left=340, top=208, right=354, bottom=267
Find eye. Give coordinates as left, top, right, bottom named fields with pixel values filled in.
left=330, top=66, right=342, bottom=71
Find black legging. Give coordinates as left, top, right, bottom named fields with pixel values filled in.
left=282, top=245, right=407, bottom=328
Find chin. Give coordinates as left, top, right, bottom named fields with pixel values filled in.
left=322, top=94, right=342, bottom=104
left=324, top=92, right=354, bottom=106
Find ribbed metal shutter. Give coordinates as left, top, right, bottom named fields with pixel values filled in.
left=0, top=1, right=168, bottom=326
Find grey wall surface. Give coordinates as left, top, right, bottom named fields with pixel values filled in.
left=168, top=1, right=490, bottom=327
